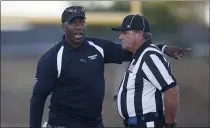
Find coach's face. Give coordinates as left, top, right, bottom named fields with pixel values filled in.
left=62, top=17, right=86, bottom=45
left=119, top=30, right=141, bottom=52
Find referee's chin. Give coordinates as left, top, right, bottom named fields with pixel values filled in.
left=122, top=46, right=134, bottom=54
left=122, top=44, right=130, bottom=51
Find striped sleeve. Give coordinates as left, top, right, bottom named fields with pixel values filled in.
left=142, top=51, right=177, bottom=92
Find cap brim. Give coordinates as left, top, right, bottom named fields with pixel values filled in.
left=67, top=14, right=86, bottom=22
left=111, top=27, right=121, bottom=31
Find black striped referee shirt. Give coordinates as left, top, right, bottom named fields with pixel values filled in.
left=117, top=40, right=177, bottom=120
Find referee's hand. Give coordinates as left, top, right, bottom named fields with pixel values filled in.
left=164, top=46, right=191, bottom=59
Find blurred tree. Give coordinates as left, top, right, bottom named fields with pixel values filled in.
left=68, top=1, right=129, bottom=12
left=111, top=1, right=129, bottom=12
left=138, top=1, right=201, bottom=47
left=139, top=1, right=198, bottom=33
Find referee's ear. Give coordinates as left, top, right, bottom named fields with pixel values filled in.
left=134, top=30, right=143, bottom=41
left=143, top=32, right=152, bottom=40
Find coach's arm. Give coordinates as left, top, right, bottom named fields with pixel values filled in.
left=30, top=56, right=57, bottom=128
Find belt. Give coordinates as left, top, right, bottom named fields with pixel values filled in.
left=125, top=111, right=165, bottom=122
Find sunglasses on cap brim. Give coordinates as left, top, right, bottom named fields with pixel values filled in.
left=65, top=6, right=85, bottom=13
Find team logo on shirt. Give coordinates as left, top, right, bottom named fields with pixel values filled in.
left=128, top=60, right=135, bottom=73
left=80, top=58, right=86, bottom=63
left=88, top=54, right=97, bottom=60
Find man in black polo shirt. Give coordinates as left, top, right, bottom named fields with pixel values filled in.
left=30, top=6, right=189, bottom=128
left=111, top=14, right=179, bottom=128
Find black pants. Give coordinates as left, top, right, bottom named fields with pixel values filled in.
left=47, top=113, right=104, bottom=128
left=123, top=112, right=165, bottom=128
left=47, top=122, right=104, bottom=128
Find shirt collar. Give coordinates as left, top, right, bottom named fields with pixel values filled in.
left=133, top=39, right=152, bottom=60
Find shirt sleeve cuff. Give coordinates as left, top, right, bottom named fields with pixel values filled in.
left=161, top=82, right=177, bottom=92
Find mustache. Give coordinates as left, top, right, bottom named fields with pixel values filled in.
left=72, top=26, right=87, bottom=35
left=73, top=31, right=84, bottom=35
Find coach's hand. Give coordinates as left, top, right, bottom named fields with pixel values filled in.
left=164, top=46, right=191, bottom=59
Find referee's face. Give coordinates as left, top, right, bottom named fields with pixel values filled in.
left=62, top=17, right=86, bottom=45
left=119, top=30, right=140, bottom=52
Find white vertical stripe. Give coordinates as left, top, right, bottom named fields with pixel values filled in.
left=117, top=74, right=126, bottom=119
left=57, top=46, right=64, bottom=78
left=146, top=121, right=154, bottom=127
left=162, top=94, right=165, bottom=111
left=150, top=54, right=174, bottom=85
left=142, top=62, right=162, bottom=91
left=87, top=41, right=104, bottom=57
left=117, top=59, right=135, bottom=119
left=142, top=79, right=157, bottom=114
left=126, top=73, right=136, bottom=117
left=125, top=59, right=137, bottom=117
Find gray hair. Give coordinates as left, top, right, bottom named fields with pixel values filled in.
left=143, top=32, right=152, bottom=40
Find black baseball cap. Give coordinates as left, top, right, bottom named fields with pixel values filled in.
left=111, top=14, right=150, bottom=32
left=61, top=6, right=86, bottom=23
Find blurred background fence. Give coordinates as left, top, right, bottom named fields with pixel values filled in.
left=1, top=1, right=209, bottom=127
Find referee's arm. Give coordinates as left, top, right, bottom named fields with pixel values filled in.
left=142, top=52, right=179, bottom=124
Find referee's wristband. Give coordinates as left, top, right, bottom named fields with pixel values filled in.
left=164, top=122, right=177, bottom=128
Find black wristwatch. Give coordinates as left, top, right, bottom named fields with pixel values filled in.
left=165, top=122, right=177, bottom=128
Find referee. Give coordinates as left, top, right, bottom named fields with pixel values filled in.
left=111, top=14, right=179, bottom=128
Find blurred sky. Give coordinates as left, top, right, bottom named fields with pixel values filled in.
left=1, top=1, right=209, bottom=26
left=1, top=1, right=209, bottom=57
